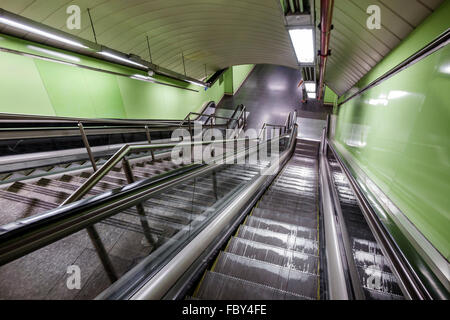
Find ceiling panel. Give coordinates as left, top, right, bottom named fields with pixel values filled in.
left=316, top=0, right=445, bottom=95
left=0, top=0, right=298, bottom=79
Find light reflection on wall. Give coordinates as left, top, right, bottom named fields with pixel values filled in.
left=27, top=45, right=80, bottom=63
left=342, top=122, right=370, bottom=148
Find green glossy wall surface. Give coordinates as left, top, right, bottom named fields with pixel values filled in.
left=0, top=34, right=253, bottom=119
left=232, top=64, right=255, bottom=95
left=333, top=2, right=450, bottom=259
left=324, top=85, right=338, bottom=105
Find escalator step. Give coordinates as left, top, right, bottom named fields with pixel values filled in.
left=195, top=271, right=310, bottom=300
left=257, top=199, right=316, bottom=217
left=237, top=225, right=318, bottom=256
left=227, top=236, right=319, bottom=275
left=353, top=250, right=393, bottom=273
left=213, top=252, right=318, bottom=298
left=363, top=288, right=404, bottom=300
left=245, top=216, right=317, bottom=241
left=357, top=266, right=403, bottom=296
left=251, top=208, right=317, bottom=229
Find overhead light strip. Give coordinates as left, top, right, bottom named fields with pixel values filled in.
left=0, top=17, right=88, bottom=49
left=99, top=51, right=146, bottom=68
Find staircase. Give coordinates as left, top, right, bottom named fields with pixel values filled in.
left=0, top=153, right=181, bottom=226
left=0, top=158, right=264, bottom=299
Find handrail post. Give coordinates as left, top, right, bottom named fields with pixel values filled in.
left=86, top=227, right=118, bottom=282
left=212, top=170, right=218, bottom=200
left=78, top=122, right=97, bottom=171
left=78, top=123, right=118, bottom=283
left=122, top=158, right=158, bottom=247
left=145, top=125, right=155, bottom=162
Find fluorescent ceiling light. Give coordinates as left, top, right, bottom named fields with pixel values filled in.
left=27, top=45, right=80, bottom=62
left=307, top=91, right=316, bottom=99
left=99, top=51, right=146, bottom=68
left=0, top=17, right=88, bottom=49
left=289, top=28, right=315, bottom=64
left=305, top=82, right=316, bottom=92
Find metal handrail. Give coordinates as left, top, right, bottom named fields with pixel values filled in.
left=125, top=125, right=298, bottom=300
left=0, top=131, right=289, bottom=267
left=179, top=105, right=247, bottom=130
left=258, top=111, right=296, bottom=141
left=0, top=101, right=219, bottom=141
left=60, top=137, right=252, bottom=206
left=319, top=127, right=364, bottom=300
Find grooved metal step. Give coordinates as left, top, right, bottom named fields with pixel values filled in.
left=195, top=271, right=311, bottom=300
left=226, top=236, right=319, bottom=274
left=237, top=225, right=318, bottom=255
left=244, top=216, right=317, bottom=241
left=212, top=251, right=318, bottom=298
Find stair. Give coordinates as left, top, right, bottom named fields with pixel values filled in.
left=0, top=158, right=263, bottom=300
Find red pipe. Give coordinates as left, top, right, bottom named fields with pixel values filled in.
left=318, top=0, right=334, bottom=100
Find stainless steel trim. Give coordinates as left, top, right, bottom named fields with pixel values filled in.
left=319, top=129, right=350, bottom=299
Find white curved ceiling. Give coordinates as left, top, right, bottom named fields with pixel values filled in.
left=0, top=0, right=445, bottom=95
left=0, top=0, right=298, bottom=80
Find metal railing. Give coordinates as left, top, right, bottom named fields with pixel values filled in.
left=258, top=110, right=297, bottom=141
left=0, top=101, right=218, bottom=141
left=105, top=126, right=299, bottom=300
left=179, top=104, right=247, bottom=140
left=60, top=137, right=250, bottom=206
left=0, top=130, right=283, bottom=268
left=0, top=102, right=244, bottom=177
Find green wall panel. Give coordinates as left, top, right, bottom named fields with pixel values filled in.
left=232, top=64, right=255, bottom=94
left=83, top=70, right=127, bottom=119
left=35, top=59, right=97, bottom=118
left=324, top=85, right=338, bottom=105
left=0, top=34, right=236, bottom=120
left=334, top=45, right=450, bottom=259
left=223, top=68, right=234, bottom=95
left=0, top=51, right=55, bottom=115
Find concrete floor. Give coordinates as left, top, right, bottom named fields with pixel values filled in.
left=217, top=64, right=332, bottom=131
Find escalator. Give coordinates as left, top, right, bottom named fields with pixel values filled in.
left=328, top=152, right=403, bottom=300
left=0, top=156, right=182, bottom=225
left=193, top=140, right=320, bottom=300
left=0, top=113, right=445, bottom=300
